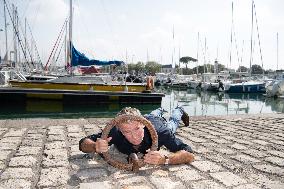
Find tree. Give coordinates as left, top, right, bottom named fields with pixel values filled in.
left=135, top=62, right=145, bottom=74
left=237, top=66, right=248, bottom=72
left=251, top=64, right=263, bottom=74
left=179, top=56, right=197, bottom=69
left=145, top=61, right=161, bottom=75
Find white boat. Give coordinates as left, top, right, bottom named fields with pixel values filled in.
left=265, top=73, right=284, bottom=97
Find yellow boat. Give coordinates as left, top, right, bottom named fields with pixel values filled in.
left=9, top=75, right=148, bottom=92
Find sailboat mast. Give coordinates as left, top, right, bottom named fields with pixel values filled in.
left=3, top=0, right=8, bottom=62
left=277, top=32, right=279, bottom=70
left=249, top=0, right=254, bottom=78
left=68, top=0, right=73, bottom=71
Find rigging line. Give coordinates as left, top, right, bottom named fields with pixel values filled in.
left=44, top=18, right=68, bottom=70
left=253, top=0, right=264, bottom=74
left=17, top=17, right=34, bottom=65
left=55, top=37, right=65, bottom=64
left=233, top=24, right=240, bottom=66
left=26, top=21, right=43, bottom=69
left=4, top=0, right=31, bottom=66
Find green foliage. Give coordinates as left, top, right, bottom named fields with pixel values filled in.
left=237, top=66, right=248, bottom=72
left=145, top=61, right=161, bottom=75
left=179, top=56, right=198, bottom=69
left=251, top=64, right=263, bottom=74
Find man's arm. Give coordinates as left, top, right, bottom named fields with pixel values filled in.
left=80, top=138, right=97, bottom=153
left=79, top=137, right=112, bottom=153
left=144, top=150, right=194, bottom=165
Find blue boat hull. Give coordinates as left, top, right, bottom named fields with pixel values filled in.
left=226, top=83, right=266, bottom=93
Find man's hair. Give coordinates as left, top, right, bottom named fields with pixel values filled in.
left=117, top=107, right=142, bottom=117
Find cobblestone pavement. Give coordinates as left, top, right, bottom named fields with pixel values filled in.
left=0, top=113, right=284, bottom=189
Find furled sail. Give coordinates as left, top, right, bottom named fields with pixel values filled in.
left=71, top=44, right=124, bottom=66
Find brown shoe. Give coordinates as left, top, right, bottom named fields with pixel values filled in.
left=181, top=110, right=189, bottom=126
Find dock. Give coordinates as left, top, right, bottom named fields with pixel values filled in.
left=0, top=113, right=283, bottom=188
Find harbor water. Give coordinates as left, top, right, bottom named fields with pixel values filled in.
left=1, top=87, right=283, bottom=119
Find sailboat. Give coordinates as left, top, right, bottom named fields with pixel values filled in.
left=8, top=0, right=149, bottom=93
left=224, top=0, right=265, bottom=93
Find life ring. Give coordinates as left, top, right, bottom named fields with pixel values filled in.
left=101, top=114, right=158, bottom=171
left=146, top=76, right=154, bottom=90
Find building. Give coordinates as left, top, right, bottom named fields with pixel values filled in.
left=161, top=64, right=175, bottom=74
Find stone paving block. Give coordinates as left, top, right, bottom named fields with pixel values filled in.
left=190, top=180, right=226, bottom=189
left=253, top=164, right=284, bottom=176
left=173, top=169, right=204, bottom=181
left=200, top=142, right=218, bottom=148
left=0, top=160, right=5, bottom=170
left=119, top=185, right=152, bottom=189
left=79, top=181, right=112, bottom=189
left=3, top=128, right=26, bottom=137
left=191, top=160, right=224, bottom=172
left=264, top=156, right=284, bottom=167
left=231, top=143, right=248, bottom=150
left=9, top=156, right=37, bottom=167
left=214, top=148, right=236, bottom=155
left=252, top=140, right=269, bottom=145
left=45, top=141, right=66, bottom=150
left=47, top=129, right=65, bottom=135
left=75, top=168, right=108, bottom=181
left=70, top=158, right=104, bottom=170
left=268, top=150, right=284, bottom=158
left=210, top=171, right=247, bottom=187
left=1, top=168, right=34, bottom=179
left=37, top=167, right=69, bottom=188
left=46, top=134, right=65, bottom=141
left=67, top=125, right=82, bottom=132
left=0, top=179, right=32, bottom=189
left=270, top=139, right=284, bottom=145
left=232, top=138, right=254, bottom=145
left=68, top=132, right=85, bottom=138
left=194, top=146, right=212, bottom=154
left=168, top=164, right=192, bottom=172
left=231, top=154, right=261, bottom=164
left=0, top=150, right=12, bottom=161
left=26, top=133, right=44, bottom=140
left=150, top=176, right=186, bottom=189
left=16, top=146, right=42, bottom=156
left=69, top=145, right=86, bottom=158
left=247, top=173, right=284, bottom=189
left=232, top=184, right=261, bottom=189
left=42, top=149, right=69, bottom=167
left=21, top=138, right=43, bottom=146
left=242, top=149, right=268, bottom=158
left=0, top=137, right=22, bottom=144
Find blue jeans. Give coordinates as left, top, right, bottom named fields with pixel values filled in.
left=145, top=107, right=183, bottom=134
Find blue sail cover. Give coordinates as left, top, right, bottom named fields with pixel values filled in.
left=71, top=44, right=124, bottom=67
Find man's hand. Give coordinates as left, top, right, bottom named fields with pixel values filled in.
left=143, top=150, right=165, bottom=165
left=80, top=137, right=112, bottom=153
left=94, top=137, right=112, bottom=153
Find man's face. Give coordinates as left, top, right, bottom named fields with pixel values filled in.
left=119, top=121, right=145, bottom=145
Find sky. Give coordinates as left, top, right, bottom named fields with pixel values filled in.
left=0, top=0, right=284, bottom=70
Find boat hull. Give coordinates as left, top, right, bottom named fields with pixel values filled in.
left=9, top=80, right=147, bottom=92
left=0, top=87, right=164, bottom=104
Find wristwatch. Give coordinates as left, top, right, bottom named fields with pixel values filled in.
left=164, top=155, right=170, bottom=165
